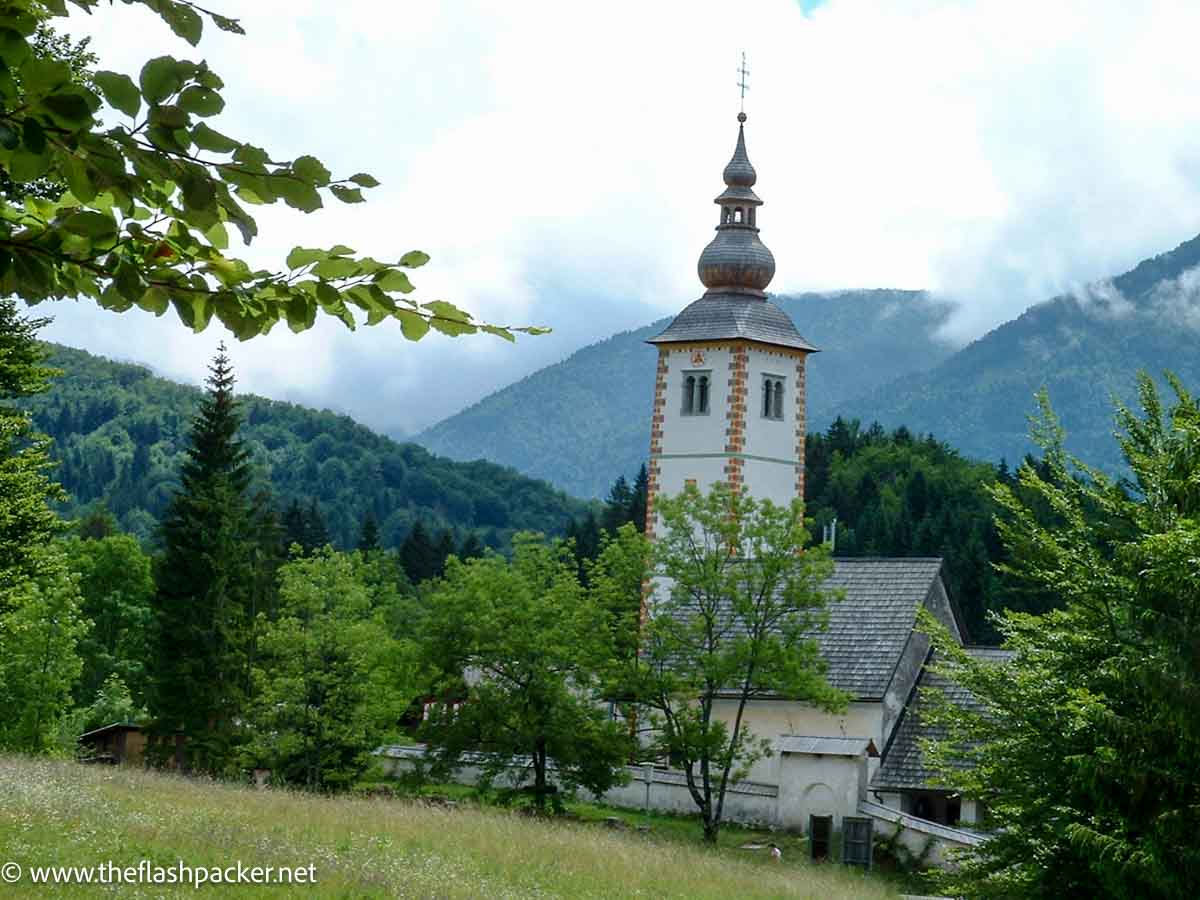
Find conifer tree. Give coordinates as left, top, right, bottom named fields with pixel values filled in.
left=602, top=475, right=633, bottom=533
left=629, top=464, right=649, bottom=533
left=433, top=528, right=455, bottom=578
left=281, top=498, right=307, bottom=554
left=303, top=498, right=330, bottom=551
left=357, top=510, right=381, bottom=552
left=399, top=521, right=438, bottom=585
left=457, top=532, right=485, bottom=561
left=149, top=343, right=256, bottom=774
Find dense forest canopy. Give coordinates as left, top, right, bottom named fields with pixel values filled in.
left=22, top=343, right=593, bottom=548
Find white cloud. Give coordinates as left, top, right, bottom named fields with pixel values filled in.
left=38, top=0, right=1200, bottom=434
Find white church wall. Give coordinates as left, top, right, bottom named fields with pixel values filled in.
left=710, top=698, right=884, bottom=784
left=775, top=753, right=864, bottom=830
left=657, top=345, right=731, bottom=458
left=740, top=458, right=799, bottom=507
left=742, top=346, right=801, bottom=464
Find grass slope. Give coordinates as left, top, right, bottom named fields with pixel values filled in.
left=0, top=757, right=898, bottom=899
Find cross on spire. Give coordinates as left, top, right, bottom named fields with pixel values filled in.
left=737, top=52, right=749, bottom=114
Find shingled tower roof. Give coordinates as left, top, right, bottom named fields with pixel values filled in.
left=649, top=113, right=816, bottom=353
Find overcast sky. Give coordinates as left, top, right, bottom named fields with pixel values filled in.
left=42, top=0, right=1200, bottom=437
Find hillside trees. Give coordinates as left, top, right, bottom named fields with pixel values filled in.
left=924, top=380, right=1200, bottom=899
left=633, top=483, right=846, bottom=844
left=148, top=344, right=267, bottom=773
left=0, top=298, right=88, bottom=753
left=61, top=532, right=154, bottom=706
left=0, top=0, right=543, bottom=343
left=419, top=536, right=633, bottom=812
left=246, top=551, right=418, bottom=791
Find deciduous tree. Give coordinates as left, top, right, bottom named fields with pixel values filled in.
left=0, top=1, right=545, bottom=342
left=419, top=535, right=632, bottom=812
left=634, top=482, right=845, bottom=843
left=924, top=379, right=1200, bottom=899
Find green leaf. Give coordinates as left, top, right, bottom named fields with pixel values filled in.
left=60, top=155, right=96, bottom=202
left=293, top=155, right=331, bottom=187
left=0, top=30, right=31, bottom=70
left=137, top=285, right=171, bottom=316
left=140, top=56, right=184, bottom=104
left=481, top=324, right=516, bottom=342
left=395, top=309, right=430, bottom=341
left=312, top=257, right=360, bottom=279
left=329, top=184, right=364, bottom=204
left=327, top=244, right=355, bottom=256
left=374, top=270, right=415, bottom=294
left=204, top=221, right=229, bottom=250
left=171, top=294, right=212, bottom=331
left=424, top=300, right=471, bottom=323
left=349, top=172, right=380, bottom=188
left=178, top=85, right=224, bottom=117
left=430, top=318, right=478, bottom=337
left=192, top=122, right=239, bottom=153
left=285, top=295, right=316, bottom=333
left=286, top=247, right=327, bottom=269
left=41, top=91, right=94, bottom=128
left=149, top=104, right=189, bottom=129
left=211, top=13, right=245, bottom=34
left=62, top=210, right=117, bottom=239
left=94, top=71, right=141, bottom=117
left=315, top=281, right=340, bottom=306
left=162, top=2, right=204, bottom=46
left=181, top=174, right=216, bottom=210
left=0, top=122, right=18, bottom=150
left=21, top=117, right=45, bottom=154
left=276, top=178, right=322, bottom=213
left=19, top=57, right=71, bottom=95
left=399, top=250, right=430, bottom=268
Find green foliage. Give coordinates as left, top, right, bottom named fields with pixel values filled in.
left=419, top=535, right=633, bottom=812
left=59, top=533, right=154, bottom=706
left=851, top=233, right=1200, bottom=472
left=0, top=2, right=544, bottom=342
left=0, top=298, right=64, bottom=592
left=418, top=290, right=956, bottom=498
left=805, top=417, right=1011, bottom=638
left=22, top=342, right=591, bottom=548
left=921, top=375, right=1200, bottom=899
left=0, top=546, right=87, bottom=753
left=634, top=483, right=846, bottom=843
left=148, top=346, right=268, bottom=774
left=246, top=550, right=419, bottom=792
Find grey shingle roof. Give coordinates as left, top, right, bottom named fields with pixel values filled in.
left=871, top=647, right=1014, bottom=792
left=647, top=293, right=818, bottom=352
left=777, top=735, right=879, bottom=757
left=817, top=558, right=945, bottom=698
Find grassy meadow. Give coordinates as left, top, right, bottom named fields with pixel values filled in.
left=0, top=756, right=903, bottom=898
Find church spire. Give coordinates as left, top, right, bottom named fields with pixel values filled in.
left=696, top=113, right=776, bottom=297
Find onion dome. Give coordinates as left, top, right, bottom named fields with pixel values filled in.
left=696, top=112, right=776, bottom=296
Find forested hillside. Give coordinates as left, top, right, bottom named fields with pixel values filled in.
left=23, top=344, right=592, bottom=547
left=841, top=233, right=1200, bottom=469
left=418, top=290, right=957, bottom=497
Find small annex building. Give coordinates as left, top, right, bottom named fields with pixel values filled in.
left=79, top=722, right=146, bottom=766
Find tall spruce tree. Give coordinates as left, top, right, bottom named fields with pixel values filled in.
left=629, top=464, right=649, bottom=533
left=149, top=344, right=257, bottom=774
left=399, top=522, right=438, bottom=585
left=357, top=510, right=381, bottom=552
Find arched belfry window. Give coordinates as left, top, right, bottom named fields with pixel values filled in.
left=682, top=370, right=711, bottom=416
left=734, top=207, right=744, bottom=224
left=762, top=375, right=785, bottom=420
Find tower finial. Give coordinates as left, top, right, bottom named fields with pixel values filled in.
left=737, top=51, right=749, bottom=117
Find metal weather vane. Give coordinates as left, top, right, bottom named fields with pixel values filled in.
left=737, top=51, right=750, bottom=114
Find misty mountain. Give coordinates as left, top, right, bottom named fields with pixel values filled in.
left=417, top=290, right=958, bottom=498
left=839, top=233, right=1200, bottom=469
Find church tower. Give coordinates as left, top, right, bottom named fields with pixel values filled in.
left=645, top=112, right=816, bottom=537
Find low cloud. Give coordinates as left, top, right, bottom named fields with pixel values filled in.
left=38, top=0, right=1200, bottom=436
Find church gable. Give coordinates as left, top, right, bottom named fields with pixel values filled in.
left=817, top=558, right=945, bottom=699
